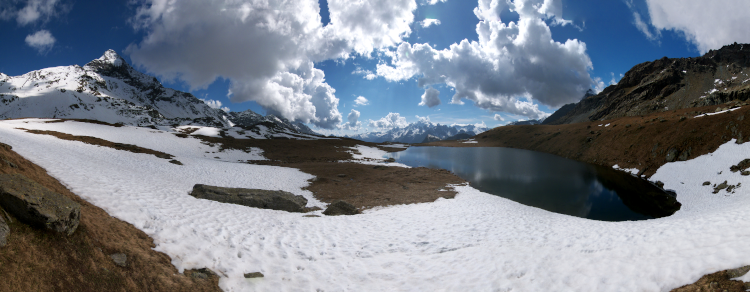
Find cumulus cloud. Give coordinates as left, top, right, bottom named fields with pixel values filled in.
left=354, top=96, right=370, bottom=106
left=25, top=29, right=55, bottom=53
left=352, top=67, right=378, bottom=80
left=1, top=0, right=64, bottom=25
left=642, top=0, right=750, bottom=53
left=200, top=99, right=230, bottom=112
left=419, top=87, right=441, bottom=107
left=126, top=0, right=418, bottom=129
left=341, top=109, right=362, bottom=130
left=421, top=18, right=441, bottom=28
left=368, top=112, right=409, bottom=129
left=424, top=0, right=446, bottom=4
left=493, top=114, right=504, bottom=121
left=416, top=115, right=431, bottom=123
left=376, top=0, right=593, bottom=120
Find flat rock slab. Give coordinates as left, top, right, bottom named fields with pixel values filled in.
left=190, top=184, right=308, bottom=213
left=0, top=174, right=81, bottom=235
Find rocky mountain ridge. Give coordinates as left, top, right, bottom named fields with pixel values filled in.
left=545, top=43, right=750, bottom=125
left=348, top=120, right=488, bottom=144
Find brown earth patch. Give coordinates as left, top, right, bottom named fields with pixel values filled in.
left=192, top=136, right=465, bottom=209
left=423, top=102, right=750, bottom=179
left=670, top=270, right=748, bottom=292
left=0, top=142, right=219, bottom=291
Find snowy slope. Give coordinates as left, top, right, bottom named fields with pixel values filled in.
left=2, top=118, right=750, bottom=291
left=349, top=120, right=489, bottom=143
left=0, top=50, right=231, bottom=127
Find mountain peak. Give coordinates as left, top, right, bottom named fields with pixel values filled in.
left=96, top=49, right=126, bottom=67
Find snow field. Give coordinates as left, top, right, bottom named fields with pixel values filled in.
left=1, top=119, right=750, bottom=291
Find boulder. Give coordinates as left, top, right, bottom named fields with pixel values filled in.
left=323, top=200, right=359, bottom=216
left=190, top=184, right=307, bottom=213
left=110, top=253, right=127, bottom=267
left=0, top=212, right=8, bottom=247
left=665, top=148, right=679, bottom=162
left=0, top=174, right=80, bottom=235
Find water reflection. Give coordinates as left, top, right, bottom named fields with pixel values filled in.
left=387, top=147, right=680, bottom=221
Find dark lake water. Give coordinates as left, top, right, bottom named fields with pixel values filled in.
left=385, top=146, right=680, bottom=221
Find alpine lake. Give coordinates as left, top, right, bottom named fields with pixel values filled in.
left=385, top=146, right=681, bottom=221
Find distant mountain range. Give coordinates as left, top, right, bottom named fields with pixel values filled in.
left=0, top=50, right=320, bottom=137
left=347, top=120, right=488, bottom=143
left=544, top=43, right=750, bottom=125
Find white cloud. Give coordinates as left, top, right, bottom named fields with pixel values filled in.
left=416, top=115, right=430, bottom=123
left=368, top=112, right=409, bottom=129
left=639, top=0, right=750, bottom=53
left=493, top=114, right=504, bottom=121
left=126, top=0, right=418, bottom=129
left=1, top=0, right=64, bottom=25
left=352, top=67, right=377, bottom=80
left=424, top=0, right=446, bottom=5
left=200, top=98, right=230, bottom=112
left=341, top=109, right=362, bottom=130
left=354, top=96, right=370, bottom=106
left=632, top=11, right=658, bottom=41
left=25, top=29, right=55, bottom=53
left=421, top=18, right=441, bottom=28
left=377, top=0, right=593, bottom=120
left=419, top=87, right=441, bottom=107
left=327, top=0, right=417, bottom=56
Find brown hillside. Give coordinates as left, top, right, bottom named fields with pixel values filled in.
left=547, top=43, right=750, bottom=125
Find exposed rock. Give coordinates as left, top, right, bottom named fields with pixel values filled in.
left=727, top=265, right=750, bottom=278
left=702, top=181, right=711, bottom=186
left=244, top=272, right=264, bottom=278
left=0, top=174, right=81, bottom=235
left=677, top=147, right=691, bottom=161
left=385, top=158, right=396, bottom=163
left=191, top=272, right=208, bottom=279
left=742, top=171, right=750, bottom=176
left=190, top=184, right=308, bottom=213
left=110, top=253, right=127, bottom=267
left=545, top=43, right=750, bottom=125
left=0, top=142, right=11, bottom=150
left=713, top=181, right=729, bottom=194
left=0, top=211, right=8, bottom=247
left=730, top=159, right=750, bottom=172
left=665, top=148, right=679, bottom=162
left=337, top=174, right=347, bottom=178
left=168, top=160, right=183, bottom=165
left=323, top=200, right=359, bottom=216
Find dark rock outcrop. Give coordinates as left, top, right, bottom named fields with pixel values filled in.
left=0, top=211, right=8, bottom=247
left=547, top=43, right=750, bottom=125
left=190, top=184, right=308, bottom=213
left=323, top=200, right=359, bottom=216
left=0, top=174, right=81, bottom=235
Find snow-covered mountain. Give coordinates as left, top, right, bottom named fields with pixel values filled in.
left=228, top=110, right=317, bottom=135
left=348, top=120, right=488, bottom=143
left=0, top=50, right=231, bottom=127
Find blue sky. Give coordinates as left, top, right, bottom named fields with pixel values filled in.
left=1, top=0, right=749, bottom=135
